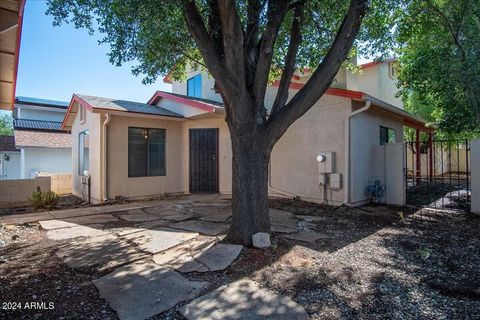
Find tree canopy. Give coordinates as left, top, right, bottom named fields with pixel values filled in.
left=0, top=113, right=13, bottom=136
left=396, top=0, right=480, bottom=136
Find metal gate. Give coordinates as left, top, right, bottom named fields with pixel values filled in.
left=189, top=128, right=219, bottom=193
left=405, top=139, right=471, bottom=212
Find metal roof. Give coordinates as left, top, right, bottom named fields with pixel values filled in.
left=76, top=94, right=184, bottom=118
left=15, top=96, right=70, bottom=109
left=13, top=118, right=65, bottom=131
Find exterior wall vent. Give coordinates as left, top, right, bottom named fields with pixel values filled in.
left=79, top=105, right=86, bottom=124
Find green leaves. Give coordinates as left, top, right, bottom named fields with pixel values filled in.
left=0, top=113, right=13, bottom=136
left=397, top=0, right=480, bottom=136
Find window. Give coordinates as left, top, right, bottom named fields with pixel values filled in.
left=78, top=130, right=89, bottom=175
left=379, top=126, right=396, bottom=145
left=128, top=127, right=166, bottom=177
left=187, top=74, right=202, bottom=98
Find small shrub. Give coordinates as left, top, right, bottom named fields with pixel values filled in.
left=29, top=187, right=59, bottom=210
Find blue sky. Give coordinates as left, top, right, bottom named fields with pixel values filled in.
left=15, top=0, right=171, bottom=105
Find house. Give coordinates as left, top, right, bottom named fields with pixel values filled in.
left=0, top=0, right=24, bottom=110
left=62, top=61, right=432, bottom=205
left=0, top=135, right=20, bottom=180
left=13, top=96, right=72, bottom=178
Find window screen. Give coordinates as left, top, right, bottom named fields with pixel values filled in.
left=187, top=74, right=202, bottom=98
left=78, top=130, right=89, bottom=175
left=379, top=126, right=396, bottom=145
left=128, top=128, right=166, bottom=177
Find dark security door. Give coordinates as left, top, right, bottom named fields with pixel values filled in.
left=189, top=128, right=219, bottom=192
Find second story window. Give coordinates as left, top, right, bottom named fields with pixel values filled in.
left=187, top=74, right=202, bottom=98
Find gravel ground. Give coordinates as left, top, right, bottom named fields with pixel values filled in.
left=1, top=199, right=479, bottom=320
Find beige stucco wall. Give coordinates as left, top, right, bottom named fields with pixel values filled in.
left=106, top=115, right=186, bottom=199
left=346, top=63, right=403, bottom=108
left=349, top=107, right=404, bottom=204
left=71, top=102, right=103, bottom=203
left=269, top=92, right=351, bottom=205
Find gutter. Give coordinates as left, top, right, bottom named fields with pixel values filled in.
left=102, top=114, right=112, bottom=201
left=344, top=100, right=371, bottom=205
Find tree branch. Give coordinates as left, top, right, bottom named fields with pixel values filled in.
left=217, top=0, right=246, bottom=86
left=252, top=0, right=290, bottom=117
left=270, top=3, right=304, bottom=116
left=244, top=0, right=264, bottom=89
left=264, top=0, right=368, bottom=146
left=182, top=1, right=236, bottom=104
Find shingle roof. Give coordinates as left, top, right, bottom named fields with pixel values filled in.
left=14, top=130, right=71, bottom=148
left=13, top=118, right=65, bottom=131
left=165, top=92, right=224, bottom=107
left=15, top=96, right=70, bottom=109
left=76, top=94, right=184, bottom=117
left=0, top=135, right=19, bottom=152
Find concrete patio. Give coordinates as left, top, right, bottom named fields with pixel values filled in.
left=0, top=194, right=321, bottom=319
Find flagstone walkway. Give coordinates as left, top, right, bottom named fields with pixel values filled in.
left=0, top=194, right=315, bottom=319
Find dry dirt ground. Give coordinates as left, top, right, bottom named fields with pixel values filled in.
left=1, top=198, right=479, bottom=320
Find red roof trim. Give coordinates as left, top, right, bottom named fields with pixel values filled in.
left=147, top=91, right=216, bottom=112
left=61, top=94, right=95, bottom=129
left=10, top=0, right=26, bottom=110
left=271, top=81, right=365, bottom=100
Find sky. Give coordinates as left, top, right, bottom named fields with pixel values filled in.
left=15, top=0, right=171, bottom=105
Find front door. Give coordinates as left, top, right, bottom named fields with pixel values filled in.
left=189, top=128, right=219, bottom=192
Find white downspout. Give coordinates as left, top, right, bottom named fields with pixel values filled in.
left=344, top=100, right=371, bottom=205
left=102, top=114, right=111, bottom=201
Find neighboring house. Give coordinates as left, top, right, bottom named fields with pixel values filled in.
left=13, top=96, right=72, bottom=178
left=0, top=135, right=20, bottom=180
left=62, top=61, right=432, bottom=205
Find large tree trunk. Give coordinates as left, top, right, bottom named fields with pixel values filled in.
left=226, top=138, right=271, bottom=245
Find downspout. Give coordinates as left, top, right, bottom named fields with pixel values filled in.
left=102, top=114, right=111, bottom=202
left=344, top=100, right=371, bottom=205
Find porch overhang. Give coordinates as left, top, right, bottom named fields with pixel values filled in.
left=0, top=0, right=25, bottom=110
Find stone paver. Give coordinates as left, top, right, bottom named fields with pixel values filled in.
left=270, top=224, right=297, bottom=234
left=123, top=227, right=198, bottom=254
left=117, top=209, right=163, bottom=222
left=162, top=212, right=196, bottom=222
left=153, top=238, right=217, bottom=272
left=135, top=219, right=172, bottom=230
left=39, top=219, right=79, bottom=230
left=46, top=224, right=108, bottom=240
left=196, top=243, right=242, bottom=272
left=169, top=220, right=229, bottom=236
left=49, top=203, right=145, bottom=219
left=199, top=213, right=231, bottom=223
left=48, top=207, right=105, bottom=219
left=269, top=209, right=298, bottom=228
left=93, top=262, right=209, bottom=320
left=296, top=215, right=327, bottom=222
left=63, top=213, right=120, bottom=225
left=56, top=235, right=146, bottom=270
left=0, top=212, right=54, bottom=224
left=281, top=231, right=328, bottom=243
left=180, top=278, right=310, bottom=320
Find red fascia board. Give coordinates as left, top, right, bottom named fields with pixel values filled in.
left=404, top=118, right=434, bottom=133
left=271, top=81, right=365, bottom=100
left=10, top=0, right=26, bottom=110
left=61, top=95, right=94, bottom=129
left=147, top=91, right=215, bottom=112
